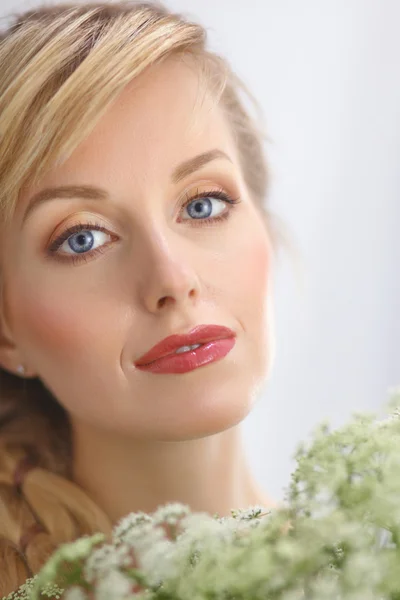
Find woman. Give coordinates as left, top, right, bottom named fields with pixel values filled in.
left=0, top=1, right=289, bottom=593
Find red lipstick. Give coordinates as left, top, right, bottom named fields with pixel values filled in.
left=134, top=324, right=236, bottom=374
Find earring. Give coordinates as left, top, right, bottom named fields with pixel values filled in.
left=16, top=364, right=25, bottom=375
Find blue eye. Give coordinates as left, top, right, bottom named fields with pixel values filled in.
left=180, top=190, right=239, bottom=222
left=64, top=229, right=108, bottom=255
left=47, top=189, right=241, bottom=265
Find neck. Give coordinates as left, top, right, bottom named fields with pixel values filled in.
left=71, top=422, right=275, bottom=525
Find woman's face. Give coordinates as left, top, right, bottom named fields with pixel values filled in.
left=1, top=57, right=275, bottom=440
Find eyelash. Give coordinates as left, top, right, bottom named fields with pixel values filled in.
left=46, top=188, right=241, bottom=266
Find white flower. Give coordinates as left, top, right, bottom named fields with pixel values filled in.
left=84, top=543, right=130, bottom=582
left=136, top=538, right=176, bottom=586
left=151, top=502, right=191, bottom=526
left=113, top=511, right=153, bottom=543
left=63, top=586, right=89, bottom=600
left=95, top=569, right=133, bottom=600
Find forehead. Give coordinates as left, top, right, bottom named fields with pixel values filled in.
left=20, top=57, right=237, bottom=201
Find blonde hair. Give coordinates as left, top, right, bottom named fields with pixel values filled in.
left=0, top=1, right=296, bottom=594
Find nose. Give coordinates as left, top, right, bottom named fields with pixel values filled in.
left=136, top=233, right=202, bottom=314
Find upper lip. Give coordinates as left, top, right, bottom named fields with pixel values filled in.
left=134, top=324, right=236, bottom=366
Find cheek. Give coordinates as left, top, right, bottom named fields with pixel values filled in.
left=228, top=221, right=275, bottom=373
left=17, top=294, right=91, bottom=365
left=9, top=283, right=120, bottom=371
left=243, top=240, right=270, bottom=292
left=231, top=225, right=272, bottom=316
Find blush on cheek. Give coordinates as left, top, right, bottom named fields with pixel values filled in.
left=233, top=228, right=274, bottom=371
left=250, top=240, right=271, bottom=288
left=14, top=293, right=94, bottom=367
left=236, top=233, right=272, bottom=300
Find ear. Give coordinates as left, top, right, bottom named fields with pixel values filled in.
left=0, top=287, right=35, bottom=378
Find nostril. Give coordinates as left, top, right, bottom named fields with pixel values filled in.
left=158, top=297, right=167, bottom=309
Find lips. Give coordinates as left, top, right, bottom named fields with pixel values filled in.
left=134, top=324, right=236, bottom=367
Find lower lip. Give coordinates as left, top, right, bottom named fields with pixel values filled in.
left=135, top=338, right=236, bottom=374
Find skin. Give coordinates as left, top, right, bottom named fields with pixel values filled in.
left=0, top=56, right=277, bottom=522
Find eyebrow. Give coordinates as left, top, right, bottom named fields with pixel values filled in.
left=21, top=148, right=232, bottom=226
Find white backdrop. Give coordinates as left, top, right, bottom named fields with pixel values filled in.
left=1, top=0, right=399, bottom=503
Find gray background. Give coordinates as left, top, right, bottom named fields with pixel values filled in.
left=1, top=0, right=399, bottom=504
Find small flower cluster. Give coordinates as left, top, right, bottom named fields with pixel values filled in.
left=6, top=384, right=400, bottom=600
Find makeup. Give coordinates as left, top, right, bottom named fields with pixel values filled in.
left=135, top=337, right=236, bottom=374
